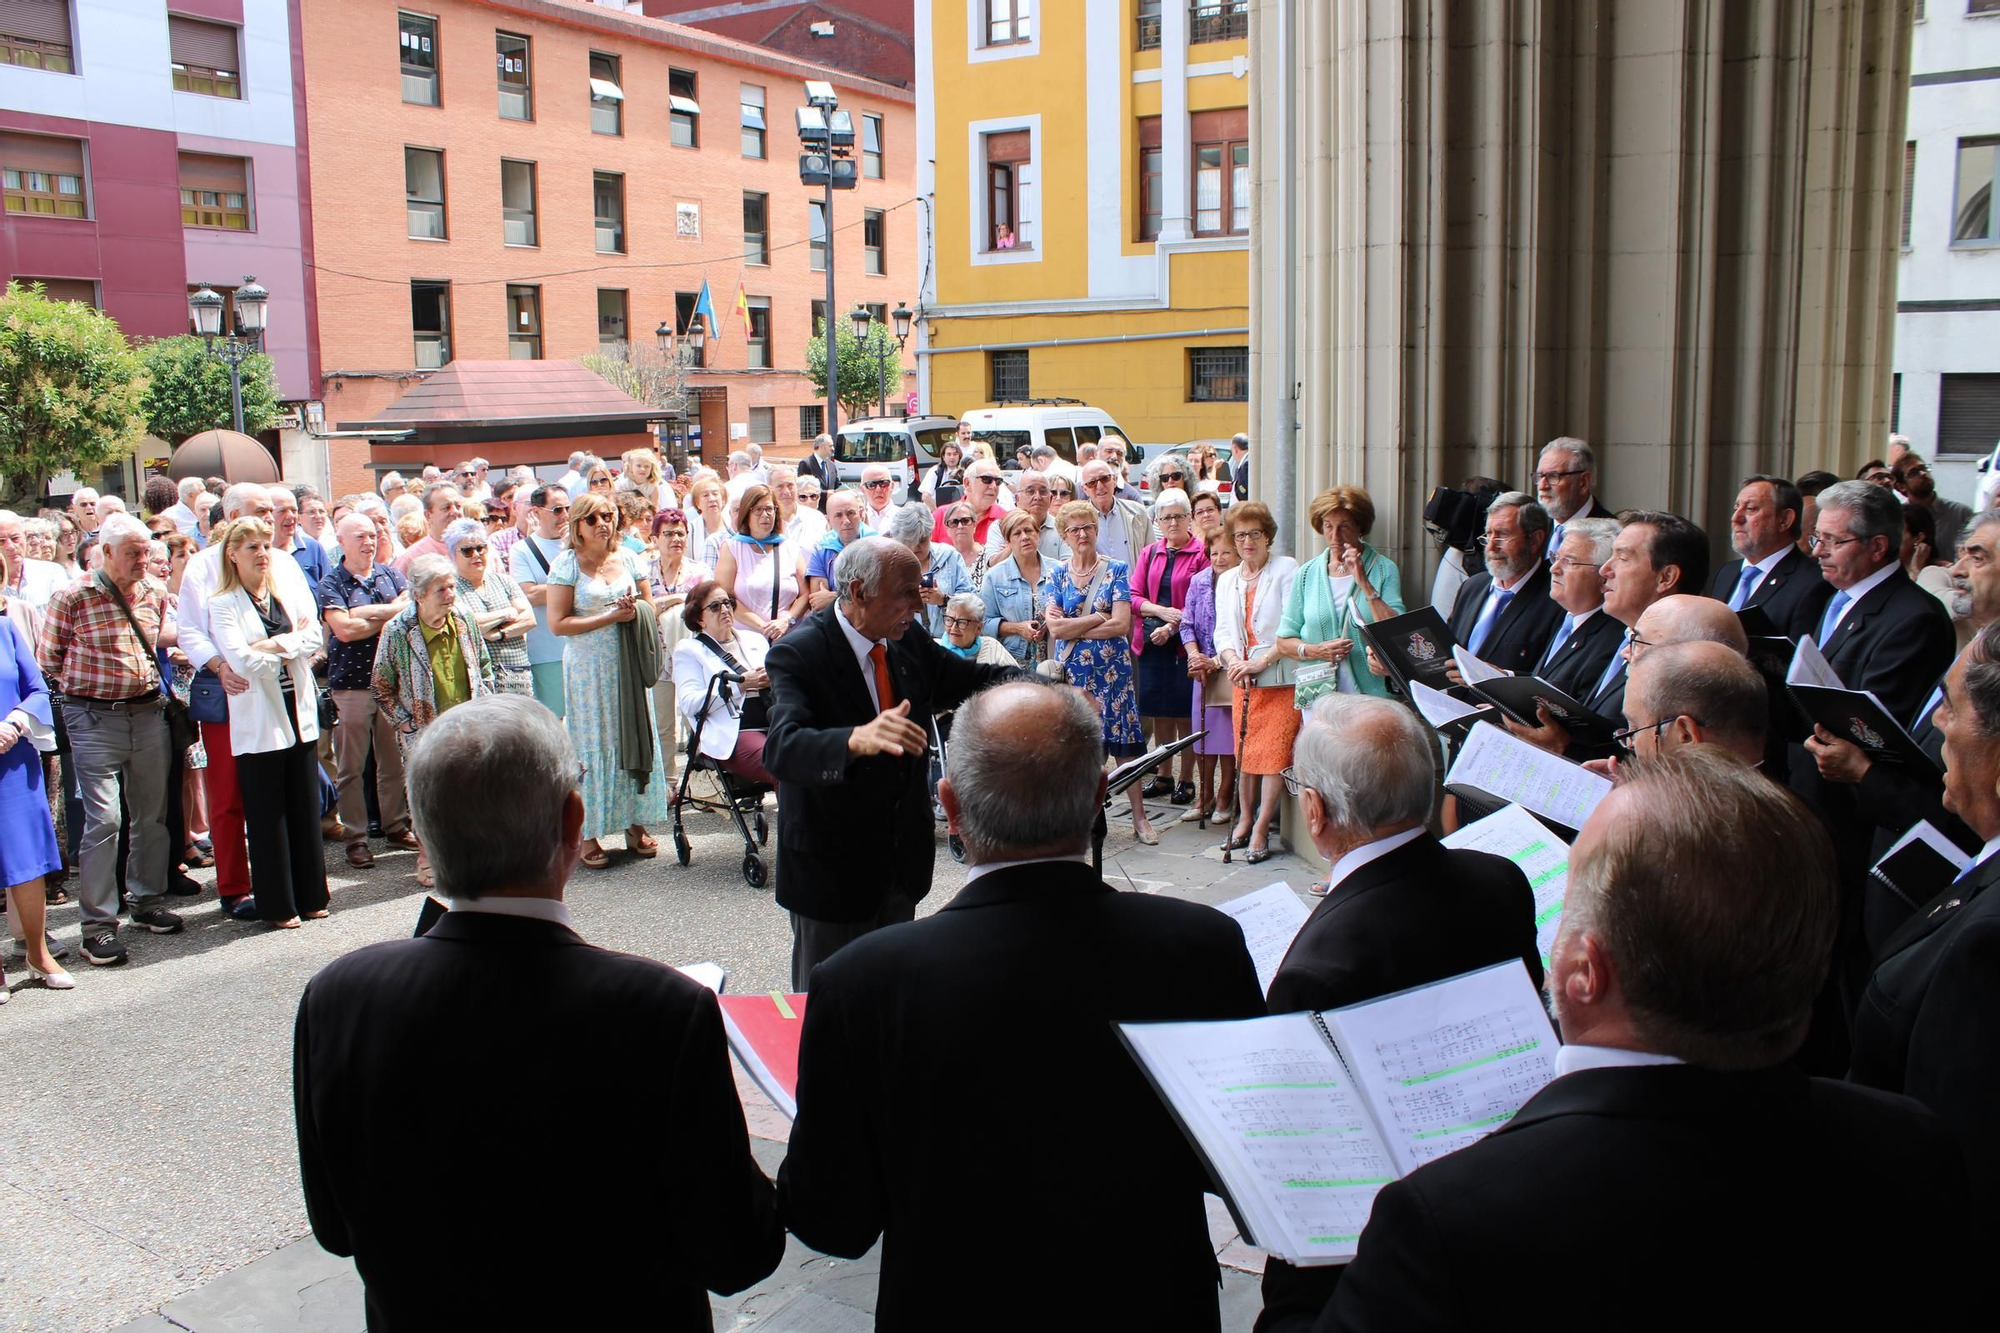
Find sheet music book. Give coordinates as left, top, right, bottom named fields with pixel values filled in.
left=1354, top=607, right=1458, bottom=694
left=1443, top=721, right=1612, bottom=838
left=1410, top=680, right=1487, bottom=730
left=1119, top=961, right=1557, bottom=1266
left=1788, top=684, right=1939, bottom=773
left=1217, top=883, right=1313, bottom=996
left=1736, top=604, right=1781, bottom=640
left=1440, top=804, right=1571, bottom=972
left=718, top=991, right=808, bottom=1119
left=674, top=961, right=727, bottom=993
left=1451, top=644, right=1511, bottom=684
left=1871, top=821, right=1972, bottom=911
left=1463, top=675, right=1620, bottom=748
left=1785, top=634, right=1846, bottom=689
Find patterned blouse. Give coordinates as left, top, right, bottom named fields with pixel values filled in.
left=371, top=602, right=496, bottom=749
left=453, top=568, right=532, bottom=677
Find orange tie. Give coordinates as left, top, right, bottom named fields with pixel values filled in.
left=869, top=643, right=897, bottom=710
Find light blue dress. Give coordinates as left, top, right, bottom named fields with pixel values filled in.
left=549, top=547, right=670, bottom=840
left=1048, top=559, right=1144, bottom=754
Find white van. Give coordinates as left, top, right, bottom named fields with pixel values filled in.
left=958, top=401, right=1143, bottom=471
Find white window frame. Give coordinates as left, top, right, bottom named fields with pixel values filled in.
left=968, top=114, right=1040, bottom=267
left=967, top=0, right=1039, bottom=63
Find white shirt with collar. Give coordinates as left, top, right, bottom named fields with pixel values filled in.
left=965, top=852, right=1092, bottom=884
left=1326, top=825, right=1427, bottom=891
left=445, top=894, right=574, bottom=928
left=1733, top=544, right=1793, bottom=605
left=1822, top=558, right=1899, bottom=639
left=865, top=498, right=902, bottom=533
left=835, top=604, right=886, bottom=712
left=1553, top=1043, right=1684, bottom=1078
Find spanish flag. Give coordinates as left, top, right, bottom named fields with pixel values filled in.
left=735, top=275, right=752, bottom=340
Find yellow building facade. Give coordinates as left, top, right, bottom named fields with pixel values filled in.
left=915, top=1, right=1251, bottom=445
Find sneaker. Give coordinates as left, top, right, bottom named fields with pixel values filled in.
left=81, top=927, right=128, bottom=966
left=127, top=905, right=185, bottom=934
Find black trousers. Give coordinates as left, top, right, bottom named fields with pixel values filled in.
left=789, top=892, right=915, bottom=991
left=238, top=733, right=329, bottom=922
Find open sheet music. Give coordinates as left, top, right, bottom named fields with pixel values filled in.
left=1444, top=721, right=1612, bottom=836
left=1440, top=803, right=1571, bottom=971
left=1120, top=961, right=1557, bottom=1265
left=1216, top=883, right=1312, bottom=995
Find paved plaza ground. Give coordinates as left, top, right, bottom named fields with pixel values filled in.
left=2, top=789, right=1307, bottom=1332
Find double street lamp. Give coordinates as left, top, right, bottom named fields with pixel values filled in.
left=187, top=276, right=269, bottom=435
left=797, top=79, right=858, bottom=433
left=654, top=316, right=708, bottom=469
left=849, top=301, right=912, bottom=419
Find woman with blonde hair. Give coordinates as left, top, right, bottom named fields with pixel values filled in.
left=685, top=473, right=730, bottom=564
left=1275, top=485, right=1403, bottom=701
left=1212, top=502, right=1299, bottom=863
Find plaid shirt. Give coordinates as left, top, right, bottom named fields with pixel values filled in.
left=38, top=576, right=168, bottom=700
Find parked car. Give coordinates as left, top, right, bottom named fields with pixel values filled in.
left=958, top=401, right=1143, bottom=473
left=835, top=415, right=961, bottom=498
left=1134, top=441, right=1239, bottom=507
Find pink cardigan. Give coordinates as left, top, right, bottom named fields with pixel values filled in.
left=1129, top=536, right=1210, bottom=657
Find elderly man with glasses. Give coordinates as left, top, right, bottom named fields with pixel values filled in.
left=986, top=470, right=1063, bottom=561
left=1078, top=460, right=1149, bottom=570
left=1536, top=436, right=1610, bottom=567
left=931, top=459, right=1011, bottom=546
left=858, top=463, right=903, bottom=534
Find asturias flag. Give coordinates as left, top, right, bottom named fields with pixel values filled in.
left=692, top=278, right=718, bottom=333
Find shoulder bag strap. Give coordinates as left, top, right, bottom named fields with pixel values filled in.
left=1057, top=560, right=1113, bottom=670
left=96, top=572, right=164, bottom=692
left=521, top=535, right=551, bottom=578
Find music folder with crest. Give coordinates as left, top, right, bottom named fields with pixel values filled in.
left=1355, top=606, right=1457, bottom=695
left=1787, top=684, right=1938, bottom=773
left=1461, top=675, right=1622, bottom=749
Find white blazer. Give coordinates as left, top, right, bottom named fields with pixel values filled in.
left=209, top=581, right=325, bottom=755
left=672, top=630, right=770, bottom=762
left=1212, top=555, right=1300, bottom=664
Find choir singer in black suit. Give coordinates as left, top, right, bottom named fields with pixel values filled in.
left=778, top=680, right=1266, bottom=1330
left=763, top=537, right=1019, bottom=989
left=1321, top=748, right=1972, bottom=1332
left=1256, top=693, right=1539, bottom=1333
left=1531, top=517, right=1627, bottom=696
left=1708, top=473, right=1831, bottom=636
left=292, top=695, right=783, bottom=1331
left=1444, top=492, right=1563, bottom=675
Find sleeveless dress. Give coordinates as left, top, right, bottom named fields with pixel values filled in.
left=549, top=548, right=670, bottom=840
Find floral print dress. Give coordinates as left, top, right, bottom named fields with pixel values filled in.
left=1048, top=558, right=1143, bottom=753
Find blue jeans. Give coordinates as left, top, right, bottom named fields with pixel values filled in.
left=62, top=701, right=171, bottom=927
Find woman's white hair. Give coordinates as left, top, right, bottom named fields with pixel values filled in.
left=887, top=503, right=933, bottom=551
left=946, top=591, right=985, bottom=621
left=1153, top=489, right=1193, bottom=517
left=441, top=517, right=486, bottom=556
left=406, top=553, right=455, bottom=599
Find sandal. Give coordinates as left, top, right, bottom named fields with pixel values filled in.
left=303, top=909, right=329, bottom=920
left=580, top=847, right=613, bottom=870
left=272, top=917, right=302, bottom=930
left=627, top=827, right=659, bottom=858
left=1140, top=775, right=1174, bottom=799
left=1169, top=781, right=1197, bottom=806
left=182, top=846, right=215, bottom=869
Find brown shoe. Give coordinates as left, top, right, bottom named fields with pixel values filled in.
left=383, top=829, right=420, bottom=851
left=345, top=842, right=376, bottom=869
left=322, top=818, right=358, bottom=843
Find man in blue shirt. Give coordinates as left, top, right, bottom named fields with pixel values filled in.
left=805, top=488, right=875, bottom=612
left=318, top=515, right=413, bottom=869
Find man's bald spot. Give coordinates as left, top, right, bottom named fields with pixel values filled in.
left=336, top=513, right=377, bottom=539
left=1637, top=594, right=1748, bottom=656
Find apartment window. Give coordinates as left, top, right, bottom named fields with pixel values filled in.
left=1138, top=116, right=1163, bottom=239
left=169, top=15, right=240, bottom=99
left=864, top=209, right=885, bottom=274
left=590, top=52, right=623, bottom=135
left=20, top=277, right=95, bottom=304
left=1941, top=374, right=2000, bottom=454
left=862, top=113, right=883, bottom=178
left=799, top=405, right=824, bottom=439
left=0, top=133, right=86, bottom=218
left=811, top=298, right=826, bottom=335
left=496, top=31, right=531, bottom=120
left=1136, top=0, right=1161, bottom=50
left=501, top=158, right=536, bottom=245
left=741, top=83, right=766, bottom=158
left=1190, top=0, right=1249, bottom=44
left=1903, top=141, right=1917, bottom=249
left=594, top=171, right=625, bottom=254
left=1192, top=108, right=1249, bottom=236
left=178, top=153, right=250, bottom=230
left=506, top=284, right=541, bottom=359
left=985, top=0, right=1032, bottom=46
left=1, top=0, right=74, bottom=73
left=810, top=200, right=827, bottom=271
left=399, top=11, right=438, bottom=105
left=405, top=147, right=445, bottom=238
left=411, top=280, right=451, bottom=367
left=675, top=291, right=708, bottom=367
left=1973, top=0, right=2000, bottom=14
left=743, top=191, right=769, bottom=264
left=989, top=349, right=1029, bottom=400
left=670, top=68, right=699, bottom=148
left=985, top=130, right=1030, bottom=251
left=748, top=406, right=775, bottom=444
left=597, top=288, right=628, bottom=347
left=1953, top=136, right=1999, bottom=245
left=745, top=296, right=771, bottom=369
left=1892, top=373, right=1903, bottom=434
left=1189, top=345, right=1248, bottom=401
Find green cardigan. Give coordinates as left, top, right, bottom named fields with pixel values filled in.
left=1276, top=543, right=1405, bottom=698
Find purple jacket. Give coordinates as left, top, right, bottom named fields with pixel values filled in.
left=1130, top=537, right=1209, bottom=657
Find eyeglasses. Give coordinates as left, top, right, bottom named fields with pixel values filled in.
left=750, top=505, right=777, bottom=517
left=1535, top=469, right=1587, bottom=484
left=1051, top=488, right=1075, bottom=499
left=1232, top=531, right=1268, bottom=544
left=1611, top=717, right=1679, bottom=754
left=703, top=596, right=736, bottom=614
left=545, top=504, right=569, bottom=515
left=1084, top=477, right=1114, bottom=489
left=1279, top=765, right=1303, bottom=796
left=943, top=615, right=980, bottom=630
left=946, top=516, right=976, bottom=527
left=483, top=513, right=508, bottom=525
left=1062, top=526, right=1095, bottom=538
left=1809, top=532, right=1864, bottom=552
left=863, top=479, right=893, bottom=489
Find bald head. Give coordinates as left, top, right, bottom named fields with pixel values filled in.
left=1635, top=594, right=1749, bottom=658
left=1628, top=640, right=1768, bottom=766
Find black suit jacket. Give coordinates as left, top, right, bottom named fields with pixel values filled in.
left=799, top=452, right=839, bottom=506
left=1445, top=564, right=1564, bottom=676
left=1320, top=1064, right=1971, bottom=1330
left=1232, top=457, right=1249, bottom=500
left=1850, top=856, right=2000, bottom=1203
left=293, top=911, right=782, bottom=1332
left=1854, top=671, right=1973, bottom=951
left=1814, top=566, right=1956, bottom=728
left=777, top=861, right=1267, bottom=1331
left=763, top=607, right=1018, bottom=923
left=1709, top=545, right=1833, bottom=638
left=1533, top=608, right=1625, bottom=700
left=1257, top=836, right=1542, bottom=1333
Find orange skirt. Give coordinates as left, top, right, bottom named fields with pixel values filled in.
left=1233, top=684, right=1301, bottom=777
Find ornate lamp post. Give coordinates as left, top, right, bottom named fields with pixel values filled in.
left=850, top=301, right=913, bottom=418
left=798, top=79, right=858, bottom=431
left=187, top=276, right=268, bottom=435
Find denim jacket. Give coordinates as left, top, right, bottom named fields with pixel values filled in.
left=981, top=553, right=1065, bottom=665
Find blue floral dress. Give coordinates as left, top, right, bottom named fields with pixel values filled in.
left=1048, top=558, right=1144, bottom=755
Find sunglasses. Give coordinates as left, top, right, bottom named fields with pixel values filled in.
left=545, top=504, right=569, bottom=514
left=1159, top=473, right=1186, bottom=483
left=946, top=516, right=976, bottom=527
left=460, top=544, right=489, bottom=555
left=703, top=596, right=736, bottom=614
left=863, top=479, right=893, bottom=489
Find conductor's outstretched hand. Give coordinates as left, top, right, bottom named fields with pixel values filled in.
left=849, top=699, right=927, bottom=757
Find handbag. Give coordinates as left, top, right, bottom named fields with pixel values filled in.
left=97, top=573, right=198, bottom=753
left=188, top=669, right=229, bottom=724
left=1039, top=559, right=1113, bottom=682
left=1293, top=554, right=1364, bottom=709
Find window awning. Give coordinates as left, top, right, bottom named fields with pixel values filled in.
left=670, top=95, right=701, bottom=115
left=741, top=106, right=766, bottom=129
left=589, top=77, right=624, bottom=101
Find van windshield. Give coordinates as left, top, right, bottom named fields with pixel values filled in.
left=836, top=432, right=903, bottom=463
left=911, top=427, right=959, bottom=459
left=969, top=429, right=1031, bottom=459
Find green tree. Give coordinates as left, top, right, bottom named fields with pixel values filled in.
left=0, top=281, right=149, bottom=497
left=806, top=320, right=904, bottom=420
left=137, top=333, right=280, bottom=441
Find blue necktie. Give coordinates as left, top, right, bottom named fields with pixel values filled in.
left=1728, top=564, right=1760, bottom=612
left=1467, top=587, right=1514, bottom=656
left=1547, top=523, right=1565, bottom=565
left=1817, top=589, right=1852, bottom=646
left=1538, top=614, right=1577, bottom=673
left=1591, top=631, right=1631, bottom=703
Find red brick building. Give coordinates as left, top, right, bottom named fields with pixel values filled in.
left=303, top=0, right=915, bottom=497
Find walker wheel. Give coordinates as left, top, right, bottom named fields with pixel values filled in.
left=674, top=833, right=691, bottom=866
left=742, top=852, right=768, bottom=889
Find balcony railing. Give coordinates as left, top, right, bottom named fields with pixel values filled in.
left=1137, top=12, right=1161, bottom=50
left=1189, top=1, right=1247, bottom=45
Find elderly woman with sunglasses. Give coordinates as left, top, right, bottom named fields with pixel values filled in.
left=672, top=579, right=774, bottom=786
left=941, top=500, right=992, bottom=589
left=443, top=517, right=535, bottom=697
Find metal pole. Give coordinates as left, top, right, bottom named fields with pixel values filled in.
left=877, top=332, right=888, bottom=418
left=823, top=174, right=838, bottom=435
left=228, top=354, right=245, bottom=435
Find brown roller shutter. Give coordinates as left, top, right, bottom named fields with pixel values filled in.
left=1190, top=107, right=1249, bottom=141
left=1939, top=374, right=2000, bottom=455
left=985, top=130, right=1030, bottom=164
left=0, top=131, right=84, bottom=174
left=0, top=0, right=72, bottom=43
left=178, top=152, right=245, bottom=192
left=1138, top=116, right=1161, bottom=149
left=169, top=15, right=239, bottom=70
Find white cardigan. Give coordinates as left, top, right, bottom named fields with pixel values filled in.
left=672, top=630, right=770, bottom=762
left=1212, top=555, right=1300, bottom=665
left=209, top=581, right=325, bottom=755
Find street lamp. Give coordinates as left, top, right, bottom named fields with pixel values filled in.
left=850, top=301, right=914, bottom=419
left=654, top=315, right=708, bottom=471
left=798, top=80, right=858, bottom=433
left=187, top=276, right=269, bottom=435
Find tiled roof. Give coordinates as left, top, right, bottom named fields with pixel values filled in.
left=337, top=361, right=665, bottom=431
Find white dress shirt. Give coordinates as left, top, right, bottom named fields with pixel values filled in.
left=965, top=852, right=1092, bottom=884
left=445, top=894, right=573, bottom=928
left=835, top=604, right=886, bottom=712
left=1821, top=559, right=1898, bottom=640
left=1553, top=1043, right=1684, bottom=1078
left=1325, top=826, right=1427, bottom=891
left=177, top=542, right=313, bottom=674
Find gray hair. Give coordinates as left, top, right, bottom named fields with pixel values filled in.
left=405, top=553, right=454, bottom=599
left=389, top=494, right=422, bottom=523
left=1153, top=489, right=1192, bottom=517
left=1631, top=641, right=1767, bottom=751
left=442, top=517, right=486, bottom=556
left=178, top=476, right=205, bottom=503
left=1541, top=436, right=1596, bottom=473
left=96, top=495, right=126, bottom=516
left=408, top=694, right=578, bottom=899
left=729, top=450, right=752, bottom=470
left=946, top=591, right=986, bottom=621
left=1292, top=694, right=1435, bottom=832
left=290, top=483, right=320, bottom=504
left=1230, top=433, right=1248, bottom=449
left=1814, top=479, right=1903, bottom=549
left=886, top=503, right=933, bottom=550
left=1490, top=491, right=1551, bottom=545
left=353, top=495, right=389, bottom=518
left=379, top=471, right=405, bottom=495
left=568, top=449, right=591, bottom=470
left=945, top=681, right=1103, bottom=860
left=812, top=433, right=834, bottom=450
left=831, top=536, right=904, bottom=604
left=98, top=512, right=153, bottom=552
left=1563, top=516, right=1622, bottom=566
left=221, top=482, right=268, bottom=519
